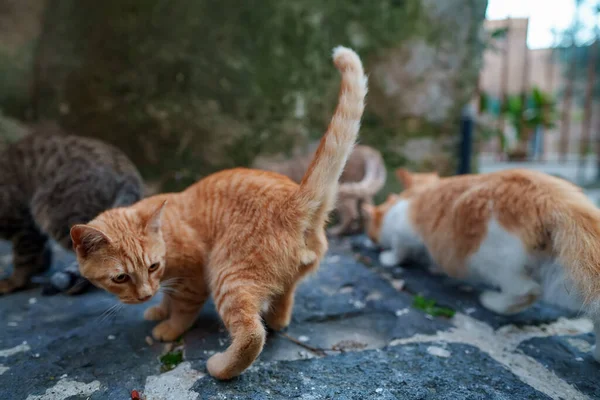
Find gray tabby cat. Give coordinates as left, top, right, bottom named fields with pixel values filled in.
left=0, top=134, right=143, bottom=294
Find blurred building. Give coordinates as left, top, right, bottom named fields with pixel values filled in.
left=479, top=17, right=589, bottom=160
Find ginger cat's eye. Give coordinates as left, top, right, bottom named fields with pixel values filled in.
left=112, top=274, right=129, bottom=283
left=148, top=263, right=159, bottom=272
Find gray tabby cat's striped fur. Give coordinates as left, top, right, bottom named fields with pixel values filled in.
left=0, top=134, right=143, bottom=294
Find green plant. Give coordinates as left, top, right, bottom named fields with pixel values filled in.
left=479, top=87, right=557, bottom=155
left=412, top=295, right=455, bottom=318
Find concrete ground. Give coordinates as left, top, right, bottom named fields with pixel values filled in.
left=0, top=236, right=598, bottom=400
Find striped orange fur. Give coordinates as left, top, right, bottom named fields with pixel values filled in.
left=70, top=47, right=368, bottom=380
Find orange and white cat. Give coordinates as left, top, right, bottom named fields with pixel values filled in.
left=69, top=47, right=367, bottom=380
left=364, top=168, right=600, bottom=361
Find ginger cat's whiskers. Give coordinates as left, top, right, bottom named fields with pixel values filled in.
left=71, top=46, right=368, bottom=380
left=97, top=303, right=124, bottom=325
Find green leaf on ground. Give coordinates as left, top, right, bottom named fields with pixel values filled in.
left=159, top=349, right=183, bottom=372
left=412, top=295, right=455, bottom=318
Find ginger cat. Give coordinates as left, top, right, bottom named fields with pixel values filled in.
left=253, top=144, right=386, bottom=235
left=70, top=47, right=367, bottom=380
left=363, top=168, right=600, bottom=362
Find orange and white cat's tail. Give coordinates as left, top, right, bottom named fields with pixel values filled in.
left=292, top=46, right=367, bottom=226
left=549, top=192, right=600, bottom=315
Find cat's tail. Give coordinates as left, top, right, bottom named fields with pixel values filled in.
left=549, top=189, right=600, bottom=316
left=337, top=153, right=386, bottom=198
left=291, top=46, right=367, bottom=227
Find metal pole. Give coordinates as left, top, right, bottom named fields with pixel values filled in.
left=458, top=105, right=474, bottom=175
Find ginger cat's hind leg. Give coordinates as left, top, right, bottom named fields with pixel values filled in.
left=264, top=282, right=297, bottom=332
left=208, top=285, right=266, bottom=380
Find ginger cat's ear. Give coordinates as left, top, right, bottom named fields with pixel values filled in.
left=395, top=168, right=413, bottom=188
left=145, top=200, right=167, bottom=235
left=70, top=225, right=111, bottom=258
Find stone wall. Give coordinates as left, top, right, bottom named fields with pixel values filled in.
left=8, top=0, right=488, bottom=190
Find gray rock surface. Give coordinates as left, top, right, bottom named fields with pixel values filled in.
left=0, top=236, right=597, bottom=399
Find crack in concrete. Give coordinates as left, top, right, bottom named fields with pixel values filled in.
left=389, top=313, right=593, bottom=400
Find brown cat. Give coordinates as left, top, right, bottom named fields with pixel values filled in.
left=253, top=144, right=386, bottom=235
left=0, top=134, right=143, bottom=294
left=363, top=168, right=600, bottom=362
left=70, top=47, right=367, bottom=380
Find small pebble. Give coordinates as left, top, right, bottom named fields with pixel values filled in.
left=33, top=353, right=40, bottom=358
left=395, top=308, right=409, bottom=317
left=28, top=298, right=37, bottom=305
left=576, top=357, right=584, bottom=362
left=427, top=346, right=451, bottom=358
left=60, top=374, right=68, bottom=378
left=351, top=300, right=365, bottom=309
left=465, top=307, right=477, bottom=314
left=145, top=336, right=154, bottom=346
left=391, top=279, right=405, bottom=291
left=107, top=335, right=116, bottom=340
left=7, top=322, right=17, bottom=327
left=298, top=335, right=310, bottom=342
left=375, top=388, right=383, bottom=393
left=327, top=255, right=341, bottom=263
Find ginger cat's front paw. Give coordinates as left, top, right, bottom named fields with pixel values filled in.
left=144, top=305, right=169, bottom=321
left=152, top=320, right=185, bottom=342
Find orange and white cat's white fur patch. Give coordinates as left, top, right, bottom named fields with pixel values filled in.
left=70, top=47, right=367, bottom=380
left=364, top=169, right=600, bottom=362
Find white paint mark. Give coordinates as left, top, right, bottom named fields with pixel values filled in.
left=298, top=336, right=310, bottom=343
left=0, top=364, right=8, bottom=375
left=427, top=346, right=451, bottom=358
left=0, top=341, right=30, bottom=357
left=566, top=338, right=592, bottom=353
left=390, top=313, right=592, bottom=400
left=25, top=378, right=100, bottom=400
left=144, top=362, right=205, bottom=400
left=395, top=308, right=410, bottom=317
left=107, top=335, right=116, bottom=340
left=28, top=298, right=37, bottom=305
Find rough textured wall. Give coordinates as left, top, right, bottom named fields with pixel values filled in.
left=32, top=0, right=488, bottom=190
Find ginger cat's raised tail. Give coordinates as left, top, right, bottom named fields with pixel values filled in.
left=292, top=47, right=368, bottom=227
